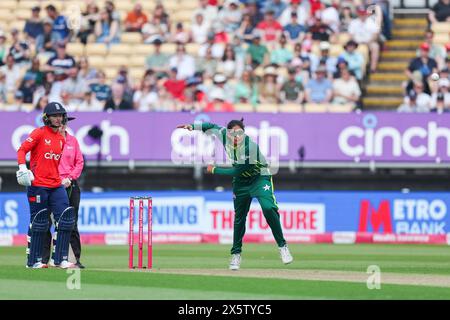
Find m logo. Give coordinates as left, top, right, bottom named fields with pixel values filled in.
left=358, top=200, right=393, bottom=233
left=45, top=139, right=51, bottom=145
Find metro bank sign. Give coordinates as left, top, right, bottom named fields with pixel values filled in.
left=358, top=199, right=447, bottom=234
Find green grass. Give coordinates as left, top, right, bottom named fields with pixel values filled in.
left=1, top=244, right=450, bottom=299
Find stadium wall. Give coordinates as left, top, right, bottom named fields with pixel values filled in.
left=1, top=190, right=449, bottom=246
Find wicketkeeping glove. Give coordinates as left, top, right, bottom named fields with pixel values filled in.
left=16, top=165, right=34, bottom=187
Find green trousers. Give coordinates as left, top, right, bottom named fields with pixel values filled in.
left=230, top=175, right=287, bottom=254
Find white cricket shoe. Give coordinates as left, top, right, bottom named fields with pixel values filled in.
left=26, top=262, right=48, bottom=269
left=229, top=254, right=241, bottom=271
left=279, top=245, right=293, bottom=264
left=56, top=260, right=78, bottom=269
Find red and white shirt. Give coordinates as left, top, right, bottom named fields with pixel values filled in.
left=17, top=126, right=65, bottom=188
left=256, top=20, right=283, bottom=42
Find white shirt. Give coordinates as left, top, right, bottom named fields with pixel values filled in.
left=207, top=84, right=235, bottom=103
left=431, top=92, right=450, bottom=108
left=192, top=6, right=218, bottom=26
left=218, top=8, right=243, bottom=30
left=217, top=60, right=237, bottom=78
left=61, top=77, right=88, bottom=104
left=404, top=93, right=432, bottom=110
left=169, top=54, right=196, bottom=80
left=133, top=90, right=159, bottom=112
left=278, top=6, right=309, bottom=26
left=321, top=7, right=340, bottom=33
left=191, top=21, right=210, bottom=44
left=198, top=43, right=225, bottom=59
left=332, top=78, right=361, bottom=105
left=348, top=17, right=380, bottom=44
left=142, top=22, right=168, bottom=43
left=0, top=65, right=22, bottom=92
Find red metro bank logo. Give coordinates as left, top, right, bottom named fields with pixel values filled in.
left=358, top=199, right=447, bottom=234
left=359, top=200, right=393, bottom=233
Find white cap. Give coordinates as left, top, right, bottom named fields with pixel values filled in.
left=264, top=66, right=277, bottom=76
left=319, top=41, right=331, bottom=50
left=213, top=73, right=227, bottom=83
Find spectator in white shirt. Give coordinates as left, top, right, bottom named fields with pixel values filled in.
left=398, top=90, right=430, bottom=113
left=279, top=0, right=309, bottom=27
left=76, top=89, right=105, bottom=111
left=348, top=5, right=380, bottom=73
left=401, top=82, right=432, bottom=111
left=169, top=43, right=196, bottom=80
left=207, top=73, right=235, bottom=103
left=218, top=44, right=242, bottom=79
left=192, top=0, right=218, bottom=26
left=431, top=78, right=450, bottom=109
left=191, top=13, right=211, bottom=44
left=219, top=0, right=243, bottom=33
left=133, top=76, right=159, bottom=111
left=199, top=32, right=225, bottom=59
left=142, top=16, right=169, bottom=43
left=0, top=54, right=22, bottom=94
left=431, top=92, right=450, bottom=113
left=171, top=22, right=190, bottom=44
left=61, top=67, right=88, bottom=108
left=321, top=1, right=341, bottom=33
left=332, top=67, right=361, bottom=108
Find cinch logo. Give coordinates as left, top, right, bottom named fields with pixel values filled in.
left=358, top=199, right=447, bottom=234
left=338, top=114, right=450, bottom=159
left=44, top=151, right=61, bottom=160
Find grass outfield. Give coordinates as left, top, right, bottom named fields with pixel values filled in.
left=1, top=243, right=450, bottom=299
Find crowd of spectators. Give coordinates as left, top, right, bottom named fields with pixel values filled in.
left=0, top=0, right=401, bottom=113
left=397, top=0, right=450, bottom=113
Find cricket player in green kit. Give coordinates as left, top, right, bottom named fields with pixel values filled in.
left=177, top=119, right=293, bottom=270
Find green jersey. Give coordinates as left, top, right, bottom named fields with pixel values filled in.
left=192, top=122, right=271, bottom=184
